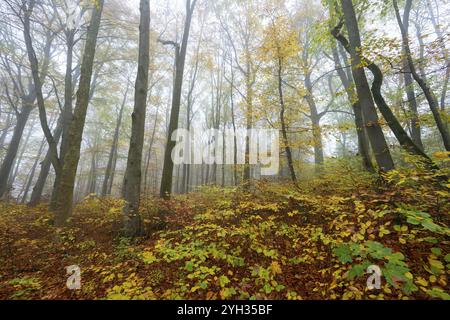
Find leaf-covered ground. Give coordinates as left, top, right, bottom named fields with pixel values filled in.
left=0, top=164, right=449, bottom=300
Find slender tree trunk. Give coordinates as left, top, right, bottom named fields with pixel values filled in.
left=331, top=45, right=374, bottom=172
left=23, top=0, right=61, bottom=179
left=143, top=105, right=159, bottom=196
left=340, top=0, right=394, bottom=172
left=122, top=0, right=150, bottom=236
left=425, top=0, right=450, bottom=112
left=304, top=72, right=324, bottom=171
left=0, top=113, right=12, bottom=156
left=277, top=58, right=297, bottom=184
left=21, top=136, right=46, bottom=203
left=8, top=119, right=35, bottom=193
left=229, top=63, right=238, bottom=186
left=399, top=1, right=423, bottom=150
left=243, top=68, right=253, bottom=185
left=53, top=0, right=104, bottom=226
left=0, top=105, right=33, bottom=198
left=402, top=60, right=423, bottom=149
left=102, top=85, right=128, bottom=196
left=86, top=135, right=99, bottom=195
left=333, top=19, right=437, bottom=170
left=29, top=118, right=63, bottom=206
left=393, top=0, right=450, bottom=151
left=160, top=0, right=197, bottom=199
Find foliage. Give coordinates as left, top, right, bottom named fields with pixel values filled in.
left=0, top=163, right=449, bottom=300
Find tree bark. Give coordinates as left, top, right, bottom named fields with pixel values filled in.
left=122, top=0, right=150, bottom=236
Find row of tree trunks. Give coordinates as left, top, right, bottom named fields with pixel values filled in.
left=331, top=45, right=374, bottom=172
left=340, top=0, right=395, bottom=172
left=393, top=0, right=450, bottom=151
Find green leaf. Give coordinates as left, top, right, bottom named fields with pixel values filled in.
left=219, top=275, right=230, bottom=287
left=431, top=248, right=442, bottom=256
left=366, top=241, right=392, bottom=259
left=185, top=261, right=194, bottom=272
left=333, top=244, right=352, bottom=263
left=348, top=263, right=368, bottom=279
left=426, top=287, right=450, bottom=300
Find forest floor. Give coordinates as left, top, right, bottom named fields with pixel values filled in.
left=0, top=163, right=449, bottom=300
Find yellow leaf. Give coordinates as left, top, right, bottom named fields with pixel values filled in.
left=270, top=261, right=282, bottom=274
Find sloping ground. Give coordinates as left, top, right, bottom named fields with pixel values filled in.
left=0, top=168, right=449, bottom=300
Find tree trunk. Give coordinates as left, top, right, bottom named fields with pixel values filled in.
left=102, top=85, right=128, bottom=196
left=0, top=106, right=33, bottom=198
left=21, top=136, right=46, bottom=203
left=331, top=45, right=374, bottom=172
left=229, top=63, right=238, bottom=186
left=28, top=118, right=63, bottom=206
left=53, top=0, right=104, bottom=227
left=425, top=0, right=450, bottom=112
left=160, top=0, right=197, bottom=199
left=8, top=119, right=35, bottom=194
left=122, top=0, right=150, bottom=236
left=399, top=1, right=423, bottom=150
left=277, top=58, right=297, bottom=184
left=393, top=0, right=450, bottom=151
left=333, top=19, right=437, bottom=171
left=304, top=71, right=324, bottom=172
left=340, top=0, right=394, bottom=172
left=143, top=105, right=159, bottom=196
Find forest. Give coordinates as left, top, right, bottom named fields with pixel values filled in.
left=0, top=0, right=449, bottom=301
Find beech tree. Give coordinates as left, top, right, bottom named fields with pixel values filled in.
left=122, top=0, right=151, bottom=236
left=159, top=0, right=197, bottom=199
left=52, top=0, right=104, bottom=226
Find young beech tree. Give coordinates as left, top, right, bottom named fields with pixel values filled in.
left=259, top=15, right=298, bottom=185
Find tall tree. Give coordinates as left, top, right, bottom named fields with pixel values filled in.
left=52, top=0, right=104, bottom=226
left=0, top=4, right=55, bottom=198
left=339, top=0, right=394, bottom=172
left=260, top=15, right=298, bottom=184
left=393, top=0, right=450, bottom=151
left=399, top=0, right=423, bottom=150
left=102, top=83, right=129, bottom=196
left=159, top=0, right=197, bottom=199
left=122, top=0, right=151, bottom=236
left=332, top=20, right=437, bottom=170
